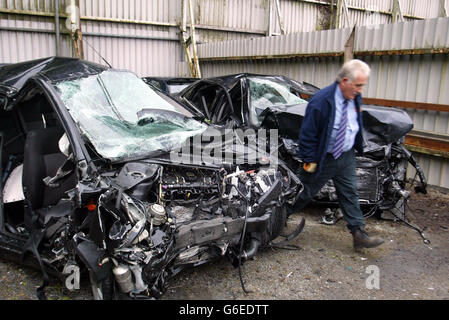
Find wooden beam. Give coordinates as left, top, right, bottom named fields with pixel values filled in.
left=181, top=0, right=195, bottom=77
left=199, top=48, right=449, bottom=63
left=199, top=51, right=344, bottom=62
left=405, top=133, right=449, bottom=159
left=188, top=0, right=201, bottom=78
left=355, top=48, right=449, bottom=56
left=362, top=98, right=449, bottom=113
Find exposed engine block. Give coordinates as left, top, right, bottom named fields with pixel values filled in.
left=160, top=166, right=220, bottom=202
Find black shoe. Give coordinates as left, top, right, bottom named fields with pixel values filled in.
left=352, top=228, right=384, bottom=250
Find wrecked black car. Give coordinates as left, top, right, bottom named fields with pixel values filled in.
left=0, top=59, right=302, bottom=299
left=173, top=73, right=427, bottom=222
left=174, top=73, right=319, bottom=129
left=142, top=77, right=198, bottom=96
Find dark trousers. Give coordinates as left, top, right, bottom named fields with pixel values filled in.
left=289, top=148, right=365, bottom=233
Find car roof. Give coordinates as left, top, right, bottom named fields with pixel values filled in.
left=191, top=73, right=301, bottom=90
left=143, top=76, right=198, bottom=82
left=0, top=56, right=108, bottom=97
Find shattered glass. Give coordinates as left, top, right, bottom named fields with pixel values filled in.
left=55, top=71, right=207, bottom=161
left=248, top=77, right=306, bottom=126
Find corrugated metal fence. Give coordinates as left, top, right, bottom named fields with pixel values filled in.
left=0, top=0, right=187, bottom=76
left=0, top=1, right=448, bottom=188
left=1, top=0, right=449, bottom=75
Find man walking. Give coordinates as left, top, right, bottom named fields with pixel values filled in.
left=290, top=59, right=384, bottom=250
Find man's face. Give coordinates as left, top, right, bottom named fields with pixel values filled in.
left=339, top=73, right=368, bottom=100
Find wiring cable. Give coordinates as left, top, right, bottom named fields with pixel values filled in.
left=229, top=184, right=253, bottom=295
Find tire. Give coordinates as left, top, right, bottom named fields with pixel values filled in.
left=268, top=206, right=287, bottom=241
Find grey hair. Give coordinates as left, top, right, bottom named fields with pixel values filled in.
left=336, top=59, right=371, bottom=82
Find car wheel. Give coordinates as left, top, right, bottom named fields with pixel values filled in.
left=268, top=206, right=287, bottom=241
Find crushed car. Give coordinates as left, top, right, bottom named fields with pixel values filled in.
left=0, top=58, right=303, bottom=300
left=142, top=77, right=199, bottom=95
left=173, top=73, right=428, bottom=222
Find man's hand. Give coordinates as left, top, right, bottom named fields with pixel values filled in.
left=303, top=162, right=317, bottom=173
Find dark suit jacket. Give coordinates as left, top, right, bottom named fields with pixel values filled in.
left=298, top=81, right=364, bottom=174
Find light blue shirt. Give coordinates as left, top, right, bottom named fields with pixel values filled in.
left=327, top=86, right=359, bottom=153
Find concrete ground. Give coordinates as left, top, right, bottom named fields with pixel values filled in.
left=1, top=188, right=448, bottom=300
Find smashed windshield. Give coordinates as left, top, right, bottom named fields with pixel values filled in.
left=248, top=77, right=306, bottom=126
left=55, top=70, right=207, bottom=161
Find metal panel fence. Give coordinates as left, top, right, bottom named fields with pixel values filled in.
left=272, top=0, right=449, bottom=33
left=2, top=1, right=449, bottom=70
left=0, top=0, right=188, bottom=76
left=1, top=1, right=448, bottom=188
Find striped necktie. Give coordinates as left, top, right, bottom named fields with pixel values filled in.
left=332, top=99, right=348, bottom=159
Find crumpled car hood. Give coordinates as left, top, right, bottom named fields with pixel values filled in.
left=152, top=126, right=271, bottom=166
left=260, top=102, right=414, bottom=153
left=361, top=104, right=413, bottom=152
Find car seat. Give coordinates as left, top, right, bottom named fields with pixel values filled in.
left=22, top=127, right=77, bottom=211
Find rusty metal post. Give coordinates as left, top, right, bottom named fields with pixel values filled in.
left=188, top=0, right=201, bottom=78
left=181, top=0, right=195, bottom=77
left=77, top=29, right=84, bottom=59
left=67, top=0, right=83, bottom=59
left=76, top=0, right=84, bottom=59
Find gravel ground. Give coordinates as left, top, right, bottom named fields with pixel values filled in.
left=1, top=188, right=448, bottom=300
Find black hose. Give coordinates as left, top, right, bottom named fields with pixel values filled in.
left=229, top=184, right=253, bottom=295
left=241, top=238, right=260, bottom=260
left=397, top=202, right=431, bottom=244
left=238, top=208, right=251, bottom=294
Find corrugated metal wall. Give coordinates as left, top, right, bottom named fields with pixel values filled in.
left=198, top=27, right=353, bottom=58
left=73, top=0, right=184, bottom=76
left=1, top=0, right=448, bottom=188
left=271, top=0, right=449, bottom=33
left=0, top=0, right=186, bottom=76
left=0, top=0, right=269, bottom=76
left=197, top=17, right=449, bottom=189
left=0, top=0, right=72, bottom=62
left=196, top=0, right=267, bottom=32
left=2, top=0, right=449, bottom=74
